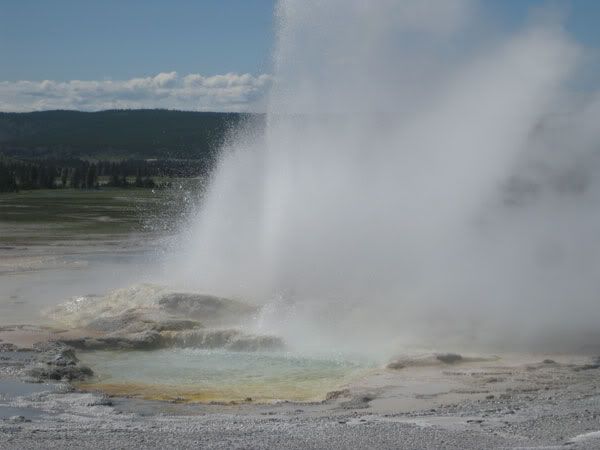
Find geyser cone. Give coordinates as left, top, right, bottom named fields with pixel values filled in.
left=176, top=0, right=600, bottom=356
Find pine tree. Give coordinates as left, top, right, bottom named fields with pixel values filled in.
left=61, top=168, right=68, bottom=188
left=70, top=167, right=82, bottom=188
left=85, top=164, right=97, bottom=189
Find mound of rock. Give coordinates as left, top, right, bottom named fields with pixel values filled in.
left=45, top=284, right=285, bottom=352
left=46, top=284, right=258, bottom=329
left=387, top=352, right=498, bottom=370
left=24, top=342, right=94, bottom=382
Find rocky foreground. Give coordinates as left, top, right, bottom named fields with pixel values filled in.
left=0, top=285, right=599, bottom=449
left=1, top=338, right=600, bottom=449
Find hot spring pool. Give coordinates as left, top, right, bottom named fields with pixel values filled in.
left=76, top=349, right=376, bottom=403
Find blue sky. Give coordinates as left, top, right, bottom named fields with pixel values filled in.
left=0, top=0, right=598, bottom=112
left=488, top=0, right=600, bottom=53
left=0, top=0, right=276, bottom=81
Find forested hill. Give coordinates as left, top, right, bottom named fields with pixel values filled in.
left=0, top=110, right=263, bottom=160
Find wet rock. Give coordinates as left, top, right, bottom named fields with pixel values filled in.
left=32, top=342, right=79, bottom=364
left=436, top=353, right=463, bottom=364
left=158, top=329, right=238, bottom=348
left=85, top=311, right=202, bottom=335
left=85, top=310, right=147, bottom=333
left=60, top=330, right=162, bottom=350
left=387, top=352, right=496, bottom=370
left=31, top=341, right=66, bottom=353
left=86, top=396, right=113, bottom=407
left=55, top=338, right=94, bottom=349
left=101, top=330, right=162, bottom=350
left=0, top=343, right=18, bottom=352
left=571, top=357, right=600, bottom=372
left=226, top=335, right=284, bottom=352
left=340, top=394, right=375, bottom=409
left=157, top=293, right=256, bottom=324
left=153, top=319, right=203, bottom=332
left=485, top=377, right=504, bottom=384
left=51, top=350, right=78, bottom=366
left=58, top=328, right=284, bottom=352
left=6, top=415, right=30, bottom=423
left=325, top=389, right=351, bottom=401
left=19, top=342, right=89, bottom=381
left=4, top=345, right=81, bottom=383
left=26, top=363, right=93, bottom=381
left=386, top=361, right=406, bottom=370
left=158, top=329, right=284, bottom=351
left=572, top=363, right=600, bottom=372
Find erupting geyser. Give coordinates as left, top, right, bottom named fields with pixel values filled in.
left=176, top=0, right=600, bottom=356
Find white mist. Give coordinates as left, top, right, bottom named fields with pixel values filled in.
left=175, top=0, right=600, bottom=357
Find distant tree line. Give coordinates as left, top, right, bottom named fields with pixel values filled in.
left=0, top=110, right=261, bottom=160
left=0, top=156, right=208, bottom=192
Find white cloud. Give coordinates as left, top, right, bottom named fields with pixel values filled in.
left=0, top=72, right=273, bottom=112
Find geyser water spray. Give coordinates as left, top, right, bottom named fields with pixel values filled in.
left=175, top=0, right=600, bottom=356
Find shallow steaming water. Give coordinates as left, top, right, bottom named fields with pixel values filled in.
left=77, top=349, right=375, bottom=402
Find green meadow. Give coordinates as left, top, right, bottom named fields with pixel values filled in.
left=0, top=187, right=192, bottom=245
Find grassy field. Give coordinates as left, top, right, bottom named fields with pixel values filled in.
left=0, top=187, right=194, bottom=245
